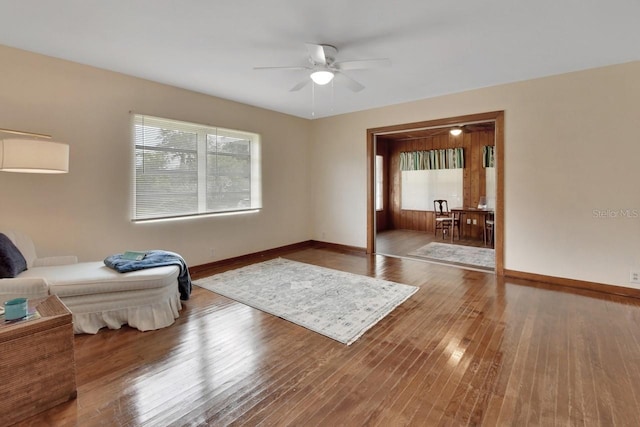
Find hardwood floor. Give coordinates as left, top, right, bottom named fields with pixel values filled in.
left=377, top=229, right=494, bottom=271
left=17, top=247, right=640, bottom=426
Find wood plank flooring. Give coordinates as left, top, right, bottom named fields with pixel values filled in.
left=16, top=247, right=640, bottom=426
left=377, top=229, right=494, bottom=271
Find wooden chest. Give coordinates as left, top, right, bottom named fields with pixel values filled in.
left=0, top=296, right=77, bottom=425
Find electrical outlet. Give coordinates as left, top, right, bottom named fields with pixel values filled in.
left=631, top=270, right=640, bottom=284
left=210, top=248, right=215, bottom=257
left=473, top=219, right=477, bottom=225
left=466, top=218, right=471, bottom=224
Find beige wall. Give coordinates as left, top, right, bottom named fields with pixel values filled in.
left=311, top=61, right=640, bottom=289
left=3, top=43, right=639, bottom=290
left=0, top=45, right=312, bottom=266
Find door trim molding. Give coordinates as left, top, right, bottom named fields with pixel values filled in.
left=366, top=110, right=505, bottom=275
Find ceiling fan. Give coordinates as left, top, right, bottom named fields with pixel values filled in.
left=254, top=43, right=390, bottom=92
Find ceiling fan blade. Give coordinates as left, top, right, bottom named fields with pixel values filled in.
left=290, top=77, right=311, bottom=92
left=254, top=65, right=310, bottom=70
left=335, top=58, right=391, bottom=70
left=336, top=72, right=365, bottom=92
left=305, top=43, right=327, bottom=65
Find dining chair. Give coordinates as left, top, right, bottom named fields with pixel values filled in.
left=447, top=209, right=462, bottom=242
left=434, top=200, right=460, bottom=240
left=484, top=212, right=495, bottom=247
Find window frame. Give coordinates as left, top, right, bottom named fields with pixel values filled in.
left=132, top=114, right=261, bottom=222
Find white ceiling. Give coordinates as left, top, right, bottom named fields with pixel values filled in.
left=0, top=0, right=639, bottom=119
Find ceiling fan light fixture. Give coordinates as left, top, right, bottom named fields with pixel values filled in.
left=450, top=127, right=463, bottom=136
left=310, top=70, right=334, bottom=85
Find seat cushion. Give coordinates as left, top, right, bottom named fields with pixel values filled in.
left=18, top=261, right=179, bottom=298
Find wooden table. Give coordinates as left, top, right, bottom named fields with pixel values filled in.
left=451, top=207, right=494, bottom=241
left=0, top=295, right=77, bottom=425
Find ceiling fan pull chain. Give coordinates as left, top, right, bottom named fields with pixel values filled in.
left=331, top=79, right=334, bottom=114
left=311, top=80, right=315, bottom=118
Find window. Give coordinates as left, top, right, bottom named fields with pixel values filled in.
left=485, top=166, right=496, bottom=209
left=133, top=115, right=261, bottom=221
left=398, top=147, right=464, bottom=211
left=482, top=145, right=496, bottom=210
left=400, top=169, right=463, bottom=211
left=375, top=155, right=384, bottom=211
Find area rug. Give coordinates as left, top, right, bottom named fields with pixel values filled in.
left=408, top=242, right=495, bottom=269
left=194, top=258, right=418, bottom=345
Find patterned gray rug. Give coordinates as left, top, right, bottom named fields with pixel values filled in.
left=408, top=242, right=495, bottom=269
left=194, top=258, right=418, bottom=345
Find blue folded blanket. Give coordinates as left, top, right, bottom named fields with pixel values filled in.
left=104, top=250, right=191, bottom=300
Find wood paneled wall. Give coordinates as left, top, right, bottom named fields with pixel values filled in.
left=378, top=130, right=495, bottom=239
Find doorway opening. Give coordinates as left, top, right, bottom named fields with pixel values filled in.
left=366, top=111, right=504, bottom=274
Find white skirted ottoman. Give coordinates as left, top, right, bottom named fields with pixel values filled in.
left=18, top=261, right=181, bottom=334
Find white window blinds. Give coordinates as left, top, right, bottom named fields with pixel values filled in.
left=133, top=115, right=261, bottom=221
left=400, top=169, right=463, bottom=211
left=375, top=155, right=384, bottom=211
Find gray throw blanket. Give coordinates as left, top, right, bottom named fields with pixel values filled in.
left=104, top=250, right=191, bottom=300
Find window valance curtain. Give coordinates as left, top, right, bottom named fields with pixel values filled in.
left=483, top=145, right=495, bottom=168
left=399, top=147, right=464, bottom=171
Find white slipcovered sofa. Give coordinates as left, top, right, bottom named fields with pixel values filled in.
left=0, top=230, right=182, bottom=334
